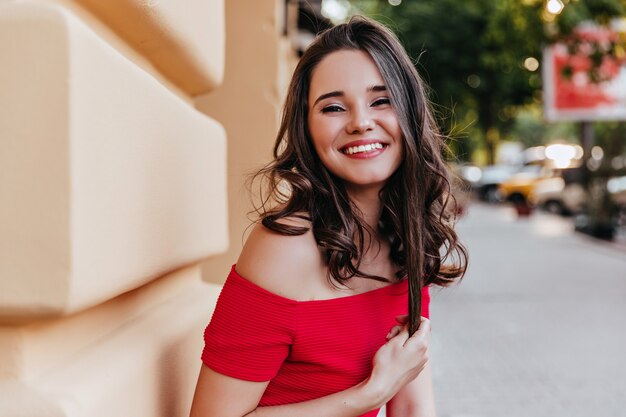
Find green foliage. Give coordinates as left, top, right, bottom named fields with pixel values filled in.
left=508, top=105, right=578, bottom=148
left=594, top=121, right=626, bottom=154
left=554, top=0, right=626, bottom=35
left=548, top=0, right=626, bottom=83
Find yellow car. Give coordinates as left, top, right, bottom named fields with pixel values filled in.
left=498, top=165, right=553, bottom=204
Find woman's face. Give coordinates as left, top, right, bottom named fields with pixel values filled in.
left=307, top=49, right=403, bottom=194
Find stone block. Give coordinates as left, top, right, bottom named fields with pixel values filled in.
left=0, top=264, right=220, bottom=417
left=0, top=2, right=228, bottom=319
left=74, top=0, right=225, bottom=94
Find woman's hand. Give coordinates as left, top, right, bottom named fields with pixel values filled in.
left=365, top=316, right=431, bottom=407
left=385, top=314, right=409, bottom=340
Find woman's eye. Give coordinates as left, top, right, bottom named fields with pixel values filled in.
left=372, top=98, right=391, bottom=106
left=321, top=105, right=344, bottom=113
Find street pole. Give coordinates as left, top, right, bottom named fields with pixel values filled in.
left=576, top=121, right=615, bottom=240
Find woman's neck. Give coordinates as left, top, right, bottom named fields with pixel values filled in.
left=346, top=186, right=383, bottom=231
left=343, top=184, right=400, bottom=278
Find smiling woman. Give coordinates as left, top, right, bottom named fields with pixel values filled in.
left=190, top=15, right=467, bottom=417
left=307, top=49, right=403, bottom=191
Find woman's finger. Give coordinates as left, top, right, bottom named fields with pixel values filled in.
left=386, top=325, right=402, bottom=340
left=395, top=314, right=408, bottom=324
left=387, top=325, right=410, bottom=346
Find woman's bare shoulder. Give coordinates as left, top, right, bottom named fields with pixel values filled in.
left=235, top=216, right=326, bottom=300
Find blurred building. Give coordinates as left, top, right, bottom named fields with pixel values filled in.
left=0, top=0, right=325, bottom=415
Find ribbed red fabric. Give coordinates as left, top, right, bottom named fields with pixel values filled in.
left=202, top=265, right=430, bottom=417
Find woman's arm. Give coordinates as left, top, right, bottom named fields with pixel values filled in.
left=190, top=320, right=431, bottom=417
left=189, top=364, right=381, bottom=417
left=385, top=362, right=436, bottom=417
left=189, top=366, right=269, bottom=417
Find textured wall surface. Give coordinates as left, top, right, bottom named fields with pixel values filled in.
left=197, top=0, right=296, bottom=283
left=0, top=3, right=228, bottom=318
left=73, top=0, right=225, bottom=94
left=0, top=0, right=233, bottom=415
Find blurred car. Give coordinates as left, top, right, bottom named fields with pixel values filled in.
left=462, top=164, right=517, bottom=203
left=498, top=164, right=552, bottom=204
left=530, top=172, right=626, bottom=218
left=499, top=143, right=587, bottom=207
left=530, top=168, right=586, bottom=215
left=608, top=175, right=626, bottom=207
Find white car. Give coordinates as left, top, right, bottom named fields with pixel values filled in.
left=531, top=176, right=587, bottom=215
left=532, top=173, right=626, bottom=216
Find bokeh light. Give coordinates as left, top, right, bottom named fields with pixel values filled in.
left=545, top=144, right=578, bottom=168
left=524, top=57, right=539, bottom=71
left=546, top=0, right=564, bottom=15
left=321, top=0, right=350, bottom=22
left=467, top=74, right=481, bottom=88
left=591, top=146, right=604, bottom=160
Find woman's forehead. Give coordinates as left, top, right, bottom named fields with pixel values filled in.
left=308, top=50, right=385, bottom=97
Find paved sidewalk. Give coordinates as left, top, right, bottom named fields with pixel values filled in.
left=431, top=202, right=626, bottom=417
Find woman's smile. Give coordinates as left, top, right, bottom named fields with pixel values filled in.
left=339, top=140, right=388, bottom=158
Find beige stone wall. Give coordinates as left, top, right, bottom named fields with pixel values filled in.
left=0, top=0, right=291, bottom=415
left=197, top=0, right=297, bottom=283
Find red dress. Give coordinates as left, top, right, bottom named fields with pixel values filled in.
left=202, top=265, right=430, bottom=417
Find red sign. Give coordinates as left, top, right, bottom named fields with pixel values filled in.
left=543, top=23, right=626, bottom=121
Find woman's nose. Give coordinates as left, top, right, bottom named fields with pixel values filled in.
left=346, top=107, right=375, bottom=134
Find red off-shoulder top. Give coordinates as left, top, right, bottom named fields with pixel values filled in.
left=202, top=265, right=430, bottom=417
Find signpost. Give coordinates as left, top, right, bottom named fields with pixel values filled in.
left=543, top=21, right=626, bottom=239
left=543, top=23, right=626, bottom=123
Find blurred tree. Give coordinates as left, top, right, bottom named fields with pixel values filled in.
left=547, top=0, right=626, bottom=82
left=550, top=0, right=625, bottom=35
left=509, top=105, right=578, bottom=148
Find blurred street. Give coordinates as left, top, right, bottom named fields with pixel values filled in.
left=431, top=201, right=626, bottom=417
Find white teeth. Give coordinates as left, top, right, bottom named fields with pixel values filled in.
left=344, top=143, right=384, bottom=155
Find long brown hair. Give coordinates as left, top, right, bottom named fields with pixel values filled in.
left=251, top=16, right=467, bottom=335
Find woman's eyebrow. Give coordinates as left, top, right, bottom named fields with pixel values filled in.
left=368, top=85, right=387, bottom=92
left=313, top=91, right=343, bottom=106
left=313, top=85, right=387, bottom=106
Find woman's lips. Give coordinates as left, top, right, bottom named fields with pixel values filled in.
left=340, top=141, right=388, bottom=159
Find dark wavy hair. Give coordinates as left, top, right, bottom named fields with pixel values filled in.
left=251, top=16, right=467, bottom=335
